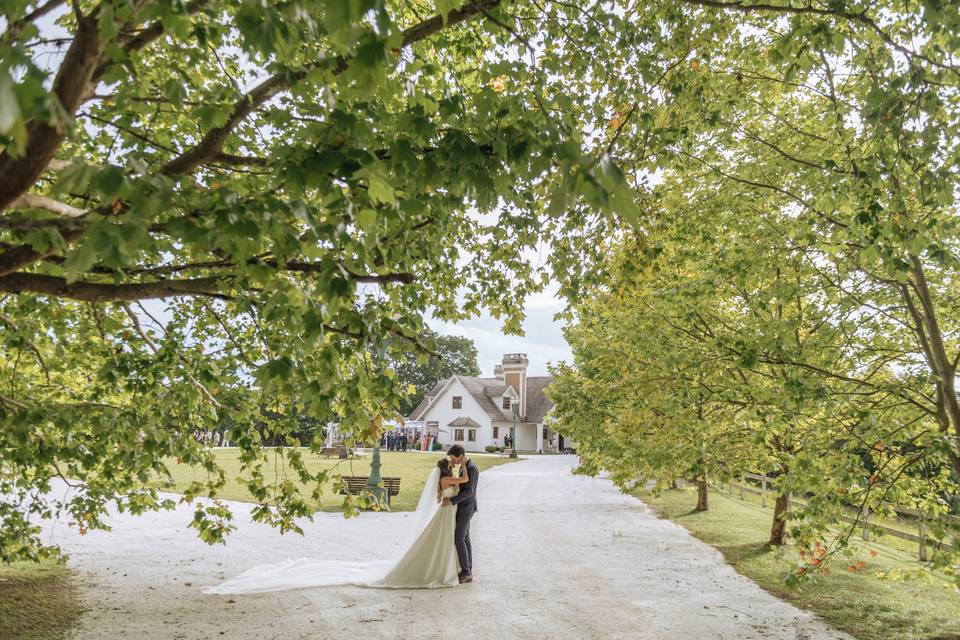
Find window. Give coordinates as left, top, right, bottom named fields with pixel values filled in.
left=452, top=396, right=462, bottom=409
left=454, top=429, right=464, bottom=441
left=493, top=426, right=499, bottom=439
left=427, top=421, right=438, bottom=433
left=468, top=429, right=476, bottom=442
left=502, top=396, right=511, bottom=409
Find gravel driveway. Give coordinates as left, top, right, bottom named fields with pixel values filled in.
left=47, top=455, right=848, bottom=639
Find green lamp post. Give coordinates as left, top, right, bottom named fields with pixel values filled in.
left=365, top=441, right=388, bottom=507
left=510, top=401, right=518, bottom=459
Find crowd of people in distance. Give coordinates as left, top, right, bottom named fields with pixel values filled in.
left=381, top=430, right=421, bottom=451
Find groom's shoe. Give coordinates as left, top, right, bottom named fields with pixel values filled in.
left=458, top=574, right=473, bottom=584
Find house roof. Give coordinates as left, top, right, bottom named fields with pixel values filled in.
left=524, top=376, right=555, bottom=423
left=482, top=384, right=512, bottom=397
left=408, top=374, right=554, bottom=424
left=448, top=416, right=481, bottom=427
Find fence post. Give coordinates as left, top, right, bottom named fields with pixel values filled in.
left=918, top=514, right=927, bottom=562
left=760, top=474, right=767, bottom=508
left=739, top=475, right=745, bottom=500
left=862, top=507, right=870, bottom=542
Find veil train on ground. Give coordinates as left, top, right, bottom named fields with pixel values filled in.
left=203, top=468, right=446, bottom=594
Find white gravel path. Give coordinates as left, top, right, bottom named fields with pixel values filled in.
left=46, top=455, right=849, bottom=640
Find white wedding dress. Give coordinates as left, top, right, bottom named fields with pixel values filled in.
left=204, top=469, right=460, bottom=594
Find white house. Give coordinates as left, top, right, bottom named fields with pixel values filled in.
left=407, top=353, right=568, bottom=453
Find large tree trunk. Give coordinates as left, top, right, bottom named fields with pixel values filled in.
left=769, top=492, right=789, bottom=545
left=695, top=472, right=709, bottom=511
left=0, top=13, right=104, bottom=212
left=901, top=258, right=960, bottom=479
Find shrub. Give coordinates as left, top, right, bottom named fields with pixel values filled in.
left=485, top=445, right=497, bottom=453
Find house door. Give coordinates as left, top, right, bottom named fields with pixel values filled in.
left=558, top=435, right=565, bottom=451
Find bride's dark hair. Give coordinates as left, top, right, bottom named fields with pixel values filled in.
left=436, top=458, right=452, bottom=502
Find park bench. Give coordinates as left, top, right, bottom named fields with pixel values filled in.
left=321, top=446, right=345, bottom=458
left=339, top=475, right=401, bottom=506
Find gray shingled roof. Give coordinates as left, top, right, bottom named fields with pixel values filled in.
left=458, top=375, right=513, bottom=421
left=448, top=416, right=481, bottom=427
left=408, top=375, right=554, bottom=423
left=524, top=376, right=555, bottom=423
left=483, top=384, right=511, bottom=397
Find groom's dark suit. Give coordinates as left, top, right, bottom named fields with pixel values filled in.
left=449, top=458, right=479, bottom=577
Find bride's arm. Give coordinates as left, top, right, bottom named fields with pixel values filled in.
left=439, top=464, right=470, bottom=488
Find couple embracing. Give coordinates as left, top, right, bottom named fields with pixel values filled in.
left=205, top=445, right=478, bottom=594
left=426, top=444, right=479, bottom=585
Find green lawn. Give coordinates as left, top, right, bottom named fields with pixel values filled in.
left=0, top=560, right=84, bottom=640
left=716, top=480, right=945, bottom=559
left=636, top=487, right=960, bottom=640
left=165, top=449, right=517, bottom=512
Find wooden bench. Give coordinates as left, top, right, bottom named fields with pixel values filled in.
left=321, top=446, right=346, bottom=458
left=339, top=476, right=401, bottom=504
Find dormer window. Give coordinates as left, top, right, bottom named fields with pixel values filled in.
left=452, top=396, right=462, bottom=409
left=502, top=396, right=511, bottom=410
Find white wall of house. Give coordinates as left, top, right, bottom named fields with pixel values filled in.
left=514, top=423, right=537, bottom=451
left=492, top=421, right=541, bottom=451
left=420, top=377, right=493, bottom=452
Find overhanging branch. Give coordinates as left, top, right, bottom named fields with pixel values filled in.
left=161, top=0, right=500, bottom=175
left=0, top=273, right=228, bottom=302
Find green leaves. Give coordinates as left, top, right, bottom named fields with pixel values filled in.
left=435, top=0, right=466, bottom=23
left=359, top=165, right=398, bottom=205
left=91, top=167, right=125, bottom=200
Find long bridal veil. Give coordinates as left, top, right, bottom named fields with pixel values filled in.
left=203, top=468, right=442, bottom=594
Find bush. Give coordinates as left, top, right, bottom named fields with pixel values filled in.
left=432, top=439, right=443, bottom=451
left=485, top=445, right=497, bottom=453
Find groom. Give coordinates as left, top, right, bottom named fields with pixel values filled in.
left=441, top=444, right=478, bottom=584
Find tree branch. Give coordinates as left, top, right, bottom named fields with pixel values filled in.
left=161, top=0, right=500, bottom=175
left=0, top=11, right=104, bottom=210
left=0, top=227, right=88, bottom=278
left=0, top=273, right=229, bottom=302
left=9, top=194, right=87, bottom=218
left=121, top=302, right=223, bottom=409
left=2, top=0, right=67, bottom=45
left=0, top=263, right=414, bottom=301
left=682, top=0, right=960, bottom=76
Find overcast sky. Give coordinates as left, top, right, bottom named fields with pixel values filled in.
left=428, top=287, right=572, bottom=377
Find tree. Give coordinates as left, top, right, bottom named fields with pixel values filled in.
left=529, top=0, right=960, bottom=579
left=0, top=0, right=642, bottom=562
left=550, top=156, right=959, bottom=556
left=391, top=327, right=480, bottom=415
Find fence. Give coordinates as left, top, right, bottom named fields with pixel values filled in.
left=717, top=473, right=959, bottom=561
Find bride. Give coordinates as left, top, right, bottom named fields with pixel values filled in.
left=204, top=458, right=468, bottom=593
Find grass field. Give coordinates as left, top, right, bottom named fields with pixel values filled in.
left=0, top=560, right=84, bottom=640
left=717, top=480, right=946, bottom=560
left=165, top=449, right=517, bottom=512
left=637, top=487, right=960, bottom=640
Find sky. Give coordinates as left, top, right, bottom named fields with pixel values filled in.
left=428, top=287, right=572, bottom=378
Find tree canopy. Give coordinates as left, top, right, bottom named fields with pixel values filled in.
left=390, top=327, right=480, bottom=415
left=546, top=0, right=960, bottom=582
left=0, top=0, right=640, bottom=561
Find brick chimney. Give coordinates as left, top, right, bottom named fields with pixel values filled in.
left=499, top=353, right=529, bottom=418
